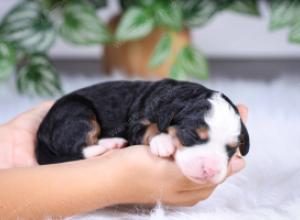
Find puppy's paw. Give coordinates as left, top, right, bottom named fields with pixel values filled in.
left=150, top=133, right=175, bottom=157
left=98, top=137, right=128, bottom=149
left=83, top=137, right=127, bottom=158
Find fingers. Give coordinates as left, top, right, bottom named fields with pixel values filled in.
left=13, top=148, right=37, bottom=168
left=226, top=154, right=246, bottom=179
left=224, top=103, right=248, bottom=178
left=177, top=173, right=216, bottom=190
left=9, top=101, right=54, bottom=134
left=173, top=187, right=216, bottom=206
left=14, top=101, right=54, bottom=122
left=237, top=104, right=248, bottom=124
left=31, top=101, right=55, bottom=119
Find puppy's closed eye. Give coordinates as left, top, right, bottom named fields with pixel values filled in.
left=176, top=128, right=203, bottom=146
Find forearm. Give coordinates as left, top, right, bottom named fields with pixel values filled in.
left=0, top=155, right=122, bottom=219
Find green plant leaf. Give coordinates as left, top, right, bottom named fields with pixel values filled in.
left=60, top=1, right=111, bottom=45
left=154, top=2, right=183, bottom=30
left=148, top=33, right=172, bottom=68
left=119, top=0, right=154, bottom=9
left=178, top=0, right=262, bottom=27
left=17, top=54, right=62, bottom=96
left=0, top=42, right=15, bottom=81
left=42, top=0, right=107, bottom=10
left=169, top=63, right=188, bottom=80
left=269, top=0, right=300, bottom=31
left=41, top=0, right=67, bottom=9
left=289, top=23, right=300, bottom=43
left=87, top=0, right=107, bottom=9
left=119, top=0, right=139, bottom=10
left=176, top=0, right=218, bottom=27
left=0, top=0, right=56, bottom=53
left=115, top=7, right=154, bottom=41
left=172, top=45, right=209, bottom=79
left=229, top=0, right=260, bottom=16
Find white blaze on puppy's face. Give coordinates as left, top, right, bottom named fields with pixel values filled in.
left=175, top=93, right=241, bottom=184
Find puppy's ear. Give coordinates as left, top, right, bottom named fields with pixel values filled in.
left=239, top=121, right=250, bottom=156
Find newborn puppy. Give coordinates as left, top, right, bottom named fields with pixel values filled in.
left=36, top=79, right=249, bottom=183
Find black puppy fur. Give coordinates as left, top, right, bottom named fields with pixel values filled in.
left=36, top=79, right=249, bottom=164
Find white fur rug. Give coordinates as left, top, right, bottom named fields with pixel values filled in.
left=1, top=74, right=300, bottom=220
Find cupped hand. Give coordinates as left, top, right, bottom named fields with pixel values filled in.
left=104, top=104, right=249, bottom=206
left=227, top=104, right=248, bottom=175
left=0, top=101, right=248, bottom=207
left=0, top=101, right=54, bottom=169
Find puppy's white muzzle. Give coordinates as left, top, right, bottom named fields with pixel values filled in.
left=175, top=148, right=228, bottom=184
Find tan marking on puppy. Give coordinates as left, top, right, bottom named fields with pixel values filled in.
left=196, top=127, right=209, bottom=140
left=142, top=123, right=159, bottom=145
left=227, top=142, right=238, bottom=148
left=167, top=127, right=183, bottom=149
left=86, top=117, right=101, bottom=146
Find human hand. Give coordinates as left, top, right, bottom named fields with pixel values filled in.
left=0, top=100, right=248, bottom=207
left=227, top=104, right=248, bottom=175
left=105, top=104, right=248, bottom=206
left=0, top=101, right=54, bottom=169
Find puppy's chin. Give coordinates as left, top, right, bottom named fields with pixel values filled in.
left=174, top=147, right=228, bottom=184
left=183, top=169, right=227, bottom=185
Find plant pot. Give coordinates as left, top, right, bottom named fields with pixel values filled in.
left=103, top=15, right=191, bottom=78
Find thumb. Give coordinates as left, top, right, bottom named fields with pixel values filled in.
left=227, top=154, right=246, bottom=177
left=9, top=101, right=54, bottom=133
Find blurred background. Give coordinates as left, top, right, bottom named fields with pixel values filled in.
left=1, top=1, right=300, bottom=219
left=0, top=0, right=300, bottom=122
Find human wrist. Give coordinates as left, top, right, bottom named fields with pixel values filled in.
left=92, top=149, right=150, bottom=206
left=81, top=152, right=131, bottom=207
left=35, top=157, right=126, bottom=216
left=105, top=147, right=161, bottom=205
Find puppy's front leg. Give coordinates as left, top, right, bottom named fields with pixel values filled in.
left=83, top=137, right=127, bottom=158
left=149, top=133, right=175, bottom=157
left=141, top=122, right=176, bottom=157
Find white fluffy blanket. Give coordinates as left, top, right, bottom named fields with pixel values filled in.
left=1, top=74, right=300, bottom=220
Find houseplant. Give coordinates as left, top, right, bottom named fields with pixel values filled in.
left=0, top=0, right=299, bottom=96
